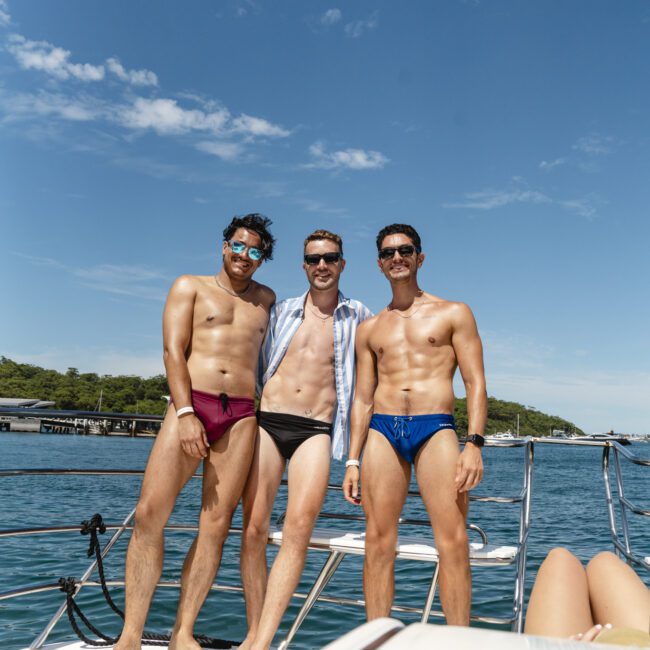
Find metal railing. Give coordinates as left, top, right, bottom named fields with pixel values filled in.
left=601, top=441, right=650, bottom=569
left=1, top=437, right=534, bottom=647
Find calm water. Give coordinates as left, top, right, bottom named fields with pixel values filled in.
left=1, top=433, right=648, bottom=649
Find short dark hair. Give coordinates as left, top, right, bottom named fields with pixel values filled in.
left=223, top=213, right=276, bottom=261
left=303, top=229, right=343, bottom=256
left=376, top=224, right=422, bottom=255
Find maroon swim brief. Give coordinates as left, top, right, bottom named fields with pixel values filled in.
left=178, top=389, right=255, bottom=445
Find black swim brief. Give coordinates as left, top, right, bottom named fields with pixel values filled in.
left=257, top=411, right=332, bottom=460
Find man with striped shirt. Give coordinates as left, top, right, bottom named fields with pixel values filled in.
left=239, top=230, right=372, bottom=650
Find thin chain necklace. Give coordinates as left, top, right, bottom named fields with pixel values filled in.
left=307, top=304, right=333, bottom=324
left=388, top=290, right=425, bottom=319
left=214, top=275, right=252, bottom=297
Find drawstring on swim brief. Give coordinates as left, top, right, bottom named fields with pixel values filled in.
left=393, top=416, right=413, bottom=439
left=219, top=392, right=232, bottom=416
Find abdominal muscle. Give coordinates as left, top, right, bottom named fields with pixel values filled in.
left=260, top=348, right=337, bottom=422
left=372, top=365, right=457, bottom=416
left=185, top=330, right=263, bottom=398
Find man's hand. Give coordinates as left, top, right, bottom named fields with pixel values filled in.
left=178, top=414, right=209, bottom=458
left=455, top=444, right=483, bottom=492
left=342, top=466, right=361, bottom=505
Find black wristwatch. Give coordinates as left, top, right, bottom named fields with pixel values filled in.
left=466, top=434, right=485, bottom=448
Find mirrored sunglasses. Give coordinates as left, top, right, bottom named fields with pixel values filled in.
left=228, top=240, right=263, bottom=261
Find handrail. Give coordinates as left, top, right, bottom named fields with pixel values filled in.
left=2, top=441, right=534, bottom=646
left=601, top=441, right=650, bottom=571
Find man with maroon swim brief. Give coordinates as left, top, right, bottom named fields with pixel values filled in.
left=114, top=214, right=276, bottom=650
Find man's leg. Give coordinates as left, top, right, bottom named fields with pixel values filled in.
left=361, top=430, right=411, bottom=620
left=250, top=433, right=331, bottom=650
left=414, top=429, right=470, bottom=626
left=115, top=410, right=201, bottom=650
left=239, top=428, right=286, bottom=649
left=170, top=416, right=258, bottom=650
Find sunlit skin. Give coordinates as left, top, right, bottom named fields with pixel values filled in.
left=342, top=231, right=487, bottom=626
left=239, top=239, right=346, bottom=650
left=114, top=227, right=275, bottom=650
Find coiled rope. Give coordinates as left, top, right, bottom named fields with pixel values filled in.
left=59, top=513, right=238, bottom=648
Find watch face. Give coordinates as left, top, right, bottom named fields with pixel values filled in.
left=467, top=434, right=485, bottom=447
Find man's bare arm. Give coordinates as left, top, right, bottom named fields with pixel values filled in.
left=451, top=303, right=487, bottom=492
left=163, top=276, right=209, bottom=459
left=343, top=319, right=378, bottom=505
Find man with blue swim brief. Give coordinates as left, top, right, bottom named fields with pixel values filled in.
left=343, top=223, right=487, bottom=627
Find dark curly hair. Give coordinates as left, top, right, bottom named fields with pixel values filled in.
left=376, top=223, right=422, bottom=255
left=223, top=213, right=276, bottom=261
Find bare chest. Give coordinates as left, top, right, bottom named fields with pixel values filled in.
left=370, top=312, right=453, bottom=363
left=284, top=317, right=335, bottom=363
left=194, top=292, right=268, bottom=338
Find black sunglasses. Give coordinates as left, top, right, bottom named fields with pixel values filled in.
left=378, top=245, right=420, bottom=260
left=304, top=252, right=342, bottom=265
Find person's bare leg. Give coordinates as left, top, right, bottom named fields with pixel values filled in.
left=250, top=434, right=331, bottom=650
left=524, top=547, right=594, bottom=637
left=114, top=410, right=201, bottom=650
left=414, top=429, right=471, bottom=626
left=238, top=428, right=285, bottom=649
left=169, top=416, right=257, bottom=650
left=361, top=430, right=411, bottom=620
left=587, top=551, right=650, bottom=631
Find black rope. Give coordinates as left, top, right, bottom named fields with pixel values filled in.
left=60, top=513, right=239, bottom=648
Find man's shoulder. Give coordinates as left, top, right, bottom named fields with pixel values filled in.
left=253, top=281, right=276, bottom=307
left=170, top=274, right=207, bottom=294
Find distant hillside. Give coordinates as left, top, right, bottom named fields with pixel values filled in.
left=454, top=397, right=583, bottom=437
left=1, top=357, right=582, bottom=435
left=0, top=357, right=168, bottom=415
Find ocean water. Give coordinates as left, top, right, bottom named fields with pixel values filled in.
left=0, top=432, right=648, bottom=649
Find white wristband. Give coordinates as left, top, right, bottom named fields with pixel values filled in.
left=345, top=459, right=360, bottom=468
left=176, top=406, right=194, bottom=418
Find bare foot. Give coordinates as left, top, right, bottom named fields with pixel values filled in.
left=169, top=628, right=202, bottom=650
left=237, top=634, right=255, bottom=650
left=113, top=637, right=142, bottom=650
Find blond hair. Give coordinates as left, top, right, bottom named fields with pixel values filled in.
left=303, top=229, right=343, bottom=255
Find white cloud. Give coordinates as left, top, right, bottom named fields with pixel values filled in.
left=443, top=188, right=551, bottom=210
left=558, top=197, right=599, bottom=218
left=344, top=11, right=379, bottom=38
left=321, top=8, right=342, bottom=25
left=116, top=97, right=230, bottom=135
left=7, top=35, right=158, bottom=87
left=0, top=0, right=11, bottom=26
left=231, top=113, right=290, bottom=138
left=539, top=157, right=565, bottom=172
left=15, top=253, right=168, bottom=302
left=7, top=34, right=105, bottom=81
left=306, top=141, right=388, bottom=170
left=443, top=180, right=600, bottom=217
left=572, top=134, right=615, bottom=155
left=106, top=57, right=158, bottom=87
left=116, top=98, right=289, bottom=142
left=196, top=140, right=245, bottom=161
left=0, top=90, right=101, bottom=122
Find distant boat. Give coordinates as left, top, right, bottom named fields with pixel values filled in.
left=487, top=431, right=517, bottom=440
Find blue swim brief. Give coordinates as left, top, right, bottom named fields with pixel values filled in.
left=369, top=413, right=456, bottom=464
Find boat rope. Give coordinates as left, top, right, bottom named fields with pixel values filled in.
left=59, top=513, right=238, bottom=648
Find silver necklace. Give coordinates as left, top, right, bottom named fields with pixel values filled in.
left=388, top=291, right=426, bottom=319
left=308, top=304, right=333, bottom=324
left=214, top=275, right=252, bottom=297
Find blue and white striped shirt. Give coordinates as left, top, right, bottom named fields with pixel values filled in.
left=258, top=291, right=373, bottom=461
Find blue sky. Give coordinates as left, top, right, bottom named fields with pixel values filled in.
left=1, top=1, right=649, bottom=434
